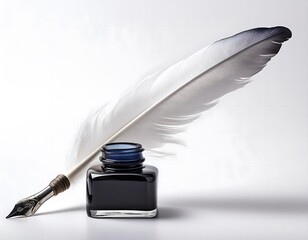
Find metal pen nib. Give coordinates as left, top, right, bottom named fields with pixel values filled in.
left=6, top=174, right=70, bottom=219
left=6, top=186, right=54, bottom=218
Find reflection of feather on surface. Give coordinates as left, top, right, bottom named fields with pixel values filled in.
left=67, top=27, right=291, bottom=181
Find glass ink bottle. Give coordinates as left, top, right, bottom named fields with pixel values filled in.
left=86, top=142, right=158, bottom=218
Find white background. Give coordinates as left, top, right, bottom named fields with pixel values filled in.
left=1, top=0, right=307, bottom=239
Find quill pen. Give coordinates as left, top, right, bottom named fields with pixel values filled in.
left=7, top=26, right=291, bottom=218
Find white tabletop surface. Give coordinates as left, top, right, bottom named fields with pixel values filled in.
left=1, top=0, right=308, bottom=239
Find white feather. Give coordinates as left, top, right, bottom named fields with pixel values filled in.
left=66, top=26, right=291, bottom=181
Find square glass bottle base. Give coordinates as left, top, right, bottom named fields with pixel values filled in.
left=89, top=208, right=157, bottom=218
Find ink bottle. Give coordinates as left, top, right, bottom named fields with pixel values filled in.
left=86, top=142, right=158, bottom=218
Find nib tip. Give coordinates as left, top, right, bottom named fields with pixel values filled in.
left=6, top=210, right=17, bottom=219
left=6, top=205, right=21, bottom=219
left=6, top=199, right=37, bottom=219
